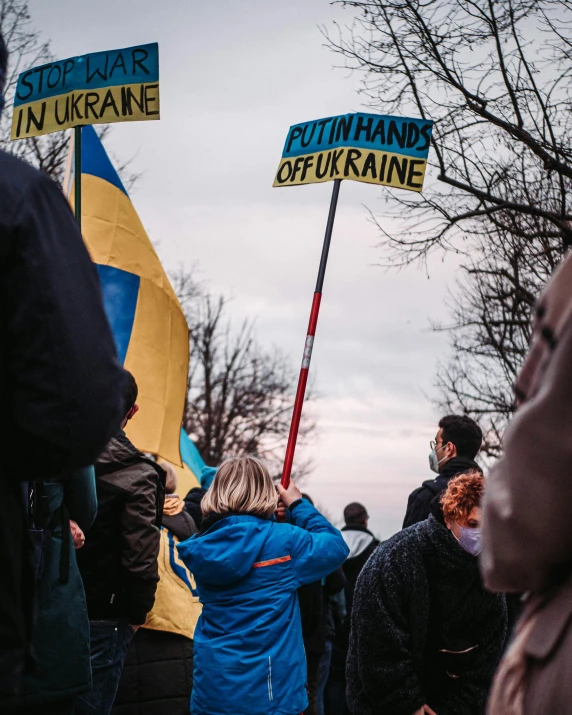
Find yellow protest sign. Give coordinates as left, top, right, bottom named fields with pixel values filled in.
left=11, top=43, right=160, bottom=140
left=273, top=112, right=433, bottom=192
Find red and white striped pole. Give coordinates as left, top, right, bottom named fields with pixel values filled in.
left=281, top=179, right=342, bottom=488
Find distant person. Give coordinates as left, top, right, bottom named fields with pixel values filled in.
left=324, top=503, right=380, bottom=715
left=403, top=415, right=483, bottom=528
left=0, top=33, right=126, bottom=708
left=177, top=457, right=349, bottom=715
left=348, top=472, right=507, bottom=715
left=113, top=462, right=201, bottom=715
left=326, top=502, right=379, bottom=715
left=75, top=372, right=166, bottom=715
left=341, top=503, right=379, bottom=615
left=483, top=250, right=572, bottom=715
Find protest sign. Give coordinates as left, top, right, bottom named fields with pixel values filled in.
left=275, top=112, right=433, bottom=489
left=11, top=42, right=160, bottom=140
left=273, top=112, right=433, bottom=192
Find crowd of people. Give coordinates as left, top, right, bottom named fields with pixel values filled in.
left=2, top=29, right=572, bottom=715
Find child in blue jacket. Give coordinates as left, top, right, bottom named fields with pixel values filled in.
left=177, top=456, right=349, bottom=715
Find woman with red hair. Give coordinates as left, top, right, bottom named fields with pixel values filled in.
left=346, top=472, right=507, bottom=715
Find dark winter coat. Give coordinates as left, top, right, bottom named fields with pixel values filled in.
left=77, top=432, right=166, bottom=625
left=303, top=568, right=346, bottom=655
left=0, top=149, right=125, bottom=703
left=403, top=456, right=481, bottom=528
left=347, top=515, right=507, bottom=715
left=113, top=509, right=197, bottom=715
left=183, top=487, right=207, bottom=529
left=20, top=468, right=97, bottom=705
left=341, top=525, right=379, bottom=617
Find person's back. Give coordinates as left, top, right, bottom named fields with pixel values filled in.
left=403, top=414, right=483, bottom=528
left=177, top=457, right=349, bottom=715
left=76, top=373, right=166, bottom=715
left=340, top=502, right=379, bottom=617
left=0, top=34, right=125, bottom=706
left=77, top=433, right=165, bottom=625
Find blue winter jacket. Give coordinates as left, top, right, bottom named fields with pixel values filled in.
left=177, top=499, right=349, bottom=715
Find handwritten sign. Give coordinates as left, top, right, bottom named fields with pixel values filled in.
left=11, top=43, right=160, bottom=140
left=273, top=112, right=433, bottom=192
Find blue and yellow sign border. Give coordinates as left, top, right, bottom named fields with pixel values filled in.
left=273, top=112, right=433, bottom=192
left=11, top=43, right=160, bottom=140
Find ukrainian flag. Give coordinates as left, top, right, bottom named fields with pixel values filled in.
left=68, top=125, right=189, bottom=465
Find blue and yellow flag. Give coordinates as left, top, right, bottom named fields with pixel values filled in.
left=68, top=125, right=189, bottom=464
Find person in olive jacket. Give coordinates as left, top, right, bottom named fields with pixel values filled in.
left=76, top=372, right=166, bottom=715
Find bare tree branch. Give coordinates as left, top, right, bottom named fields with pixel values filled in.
left=172, top=268, right=316, bottom=481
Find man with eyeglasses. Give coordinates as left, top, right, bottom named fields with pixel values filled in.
left=403, top=415, right=483, bottom=529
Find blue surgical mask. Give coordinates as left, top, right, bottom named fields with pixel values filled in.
left=454, top=526, right=482, bottom=557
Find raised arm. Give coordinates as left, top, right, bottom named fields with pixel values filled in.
left=287, top=500, right=349, bottom=586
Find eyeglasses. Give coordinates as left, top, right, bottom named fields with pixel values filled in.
left=430, top=440, right=440, bottom=451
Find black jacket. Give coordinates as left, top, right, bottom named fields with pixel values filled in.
left=341, top=525, right=379, bottom=617
left=77, top=432, right=166, bottom=625
left=183, top=487, right=207, bottom=530
left=403, top=456, right=481, bottom=528
left=0, top=150, right=125, bottom=702
left=347, top=515, right=507, bottom=715
left=303, top=568, right=346, bottom=655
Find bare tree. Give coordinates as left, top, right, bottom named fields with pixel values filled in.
left=0, top=0, right=71, bottom=182
left=173, top=270, right=316, bottom=479
left=325, top=0, right=572, bottom=447
left=0, top=0, right=139, bottom=189
left=434, top=206, right=563, bottom=456
left=326, top=0, right=572, bottom=262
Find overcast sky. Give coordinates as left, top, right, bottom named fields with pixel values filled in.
left=28, top=0, right=459, bottom=537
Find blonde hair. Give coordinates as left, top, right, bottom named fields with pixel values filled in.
left=201, top=456, right=278, bottom=519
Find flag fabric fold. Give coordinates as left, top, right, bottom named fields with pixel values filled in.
left=70, top=125, right=189, bottom=465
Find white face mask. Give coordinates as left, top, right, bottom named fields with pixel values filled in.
left=428, top=448, right=447, bottom=474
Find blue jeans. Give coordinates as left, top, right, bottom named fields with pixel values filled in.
left=75, top=619, right=135, bottom=715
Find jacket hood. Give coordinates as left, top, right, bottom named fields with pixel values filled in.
left=342, top=527, right=375, bottom=559
left=177, top=515, right=271, bottom=586
left=95, top=431, right=141, bottom=475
